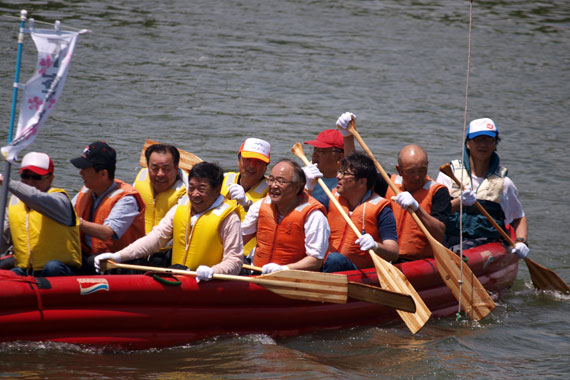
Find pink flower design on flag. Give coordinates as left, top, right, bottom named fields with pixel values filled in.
left=28, top=96, right=43, bottom=111
left=39, top=55, right=53, bottom=75
left=47, top=98, right=56, bottom=109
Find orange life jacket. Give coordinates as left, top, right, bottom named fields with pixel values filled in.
left=75, top=179, right=146, bottom=254
left=327, top=189, right=390, bottom=268
left=253, top=193, right=325, bottom=267
left=385, top=174, right=446, bottom=259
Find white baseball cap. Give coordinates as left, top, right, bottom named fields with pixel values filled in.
left=238, top=138, right=270, bottom=164
left=20, top=152, right=54, bottom=175
left=466, top=118, right=499, bottom=139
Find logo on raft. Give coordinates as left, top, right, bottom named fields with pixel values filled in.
left=77, top=278, right=109, bottom=295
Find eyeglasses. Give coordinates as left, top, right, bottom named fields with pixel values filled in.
left=20, top=173, right=49, bottom=180
left=337, top=169, right=355, bottom=179
left=266, top=176, right=293, bottom=186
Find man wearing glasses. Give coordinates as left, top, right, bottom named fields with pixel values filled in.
left=242, top=159, right=330, bottom=274
left=336, top=112, right=450, bottom=261
left=1, top=152, right=81, bottom=276
left=94, top=162, right=243, bottom=282
left=323, top=152, right=399, bottom=272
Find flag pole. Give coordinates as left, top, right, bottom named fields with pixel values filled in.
left=0, top=10, right=28, bottom=248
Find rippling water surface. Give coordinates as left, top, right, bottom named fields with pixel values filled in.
left=0, top=1, right=569, bottom=378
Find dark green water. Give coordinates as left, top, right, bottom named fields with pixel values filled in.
left=0, top=1, right=568, bottom=378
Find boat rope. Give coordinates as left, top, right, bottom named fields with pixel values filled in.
left=456, top=0, right=474, bottom=322
left=0, top=13, right=92, bottom=33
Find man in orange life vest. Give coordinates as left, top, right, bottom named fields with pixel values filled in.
left=71, top=141, right=145, bottom=274
left=386, top=145, right=451, bottom=260
left=242, top=159, right=330, bottom=274
left=322, top=151, right=399, bottom=272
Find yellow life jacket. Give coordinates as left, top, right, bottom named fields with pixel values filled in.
left=9, top=188, right=81, bottom=271
left=134, top=168, right=187, bottom=233
left=220, top=171, right=268, bottom=256
left=171, top=196, right=239, bottom=270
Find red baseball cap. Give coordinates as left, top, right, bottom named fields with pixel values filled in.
left=304, top=129, right=344, bottom=150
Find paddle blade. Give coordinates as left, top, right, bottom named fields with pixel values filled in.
left=432, top=243, right=495, bottom=321
left=348, top=282, right=416, bottom=313
left=370, top=253, right=431, bottom=334
left=140, top=139, right=202, bottom=172
left=255, top=270, right=348, bottom=304
left=525, top=258, right=570, bottom=292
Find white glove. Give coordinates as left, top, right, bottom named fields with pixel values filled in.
left=355, top=234, right=378, bottom=251
left=391, top=192, right=419, bottom=211
left=261, top=263, right=289, bottom=274
left=511, top=242, right=529, bottom=259
left=94, top=252, right=121, bottom=274
left=228, top=184, right=247, bottom=206
left=461, top=188, right=477, bottom=206
left=195, top=265, right=214, bottom=283
left=303, top=163, right=323, bottom=191
left=336, top=112, right=356, bottom=137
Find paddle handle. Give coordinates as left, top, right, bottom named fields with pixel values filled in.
left=345, top=124, right=436, bottom=242
left=439, top=163, right=515, bottom=247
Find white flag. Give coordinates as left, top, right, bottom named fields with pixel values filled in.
left=2, top=29, right=81, bottom=163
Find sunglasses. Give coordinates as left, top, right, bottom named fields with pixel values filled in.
left=20, top=173, right=49, bottom=180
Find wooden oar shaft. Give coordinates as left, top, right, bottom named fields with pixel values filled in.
left=102, top=261, right=348, bottom=303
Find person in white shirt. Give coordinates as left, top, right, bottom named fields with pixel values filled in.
left=242, top=159, right=330, bottom=274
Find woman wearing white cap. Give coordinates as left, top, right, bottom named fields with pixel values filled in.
left=436, top=118, right=529, bottom=259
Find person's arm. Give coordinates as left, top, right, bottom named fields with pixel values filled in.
left=8, top=181, right=75, bottom=226
left=212, top=212, right=244, bottom=275
left=501, top=177, right=527, bottom=242
left=241, top=199, right=261, bottom=245
left=343, top=134, right=355, bottom=156
left=375, top=207, right=399, bottom=262
left=113, top=205, right=177, bottom=261
left=511, top=216, right=528, bottom=243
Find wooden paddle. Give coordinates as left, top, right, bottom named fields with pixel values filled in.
left=100, top=260, right=348, bottom=304
left=242, top=264, right=416, bottom=313
left=440, top=163, right=570, bottom=293
left=291, top=142, right=430, bottom=333
left=344, top=124, right=496, bottom=321
left=139, top=139, right=203, bottom=172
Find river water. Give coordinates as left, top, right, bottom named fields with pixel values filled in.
left=0, top=0, right=568, bottom=378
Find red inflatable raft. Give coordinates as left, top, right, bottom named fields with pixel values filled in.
left=0, top=242, right=518, bottom=349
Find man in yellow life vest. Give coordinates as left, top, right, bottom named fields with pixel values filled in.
left=94, top=162, right=243, bottom=281
left=133, top=143, right=187, bottom=266
left=71, top=141, right=146, bottom=274
left=0, top=152, right=81, bottom=277
left=220, top=137, right=271, bottom=257
left=242, top=159, right=330, bottom=274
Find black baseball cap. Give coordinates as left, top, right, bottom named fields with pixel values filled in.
left=70, top=141, right=116, bottom=169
